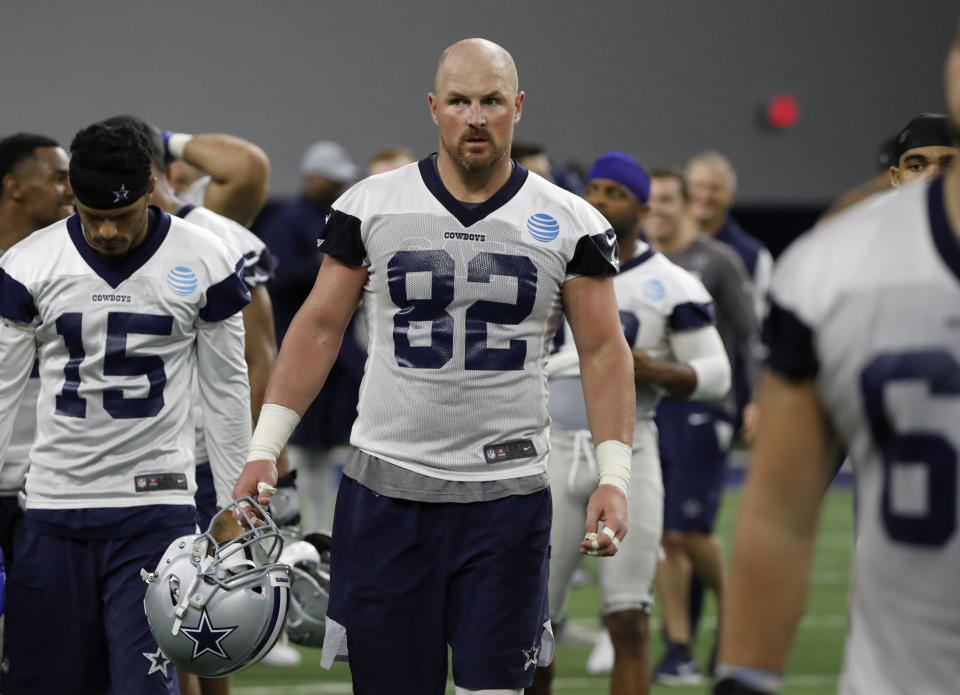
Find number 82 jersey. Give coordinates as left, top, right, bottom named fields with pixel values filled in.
left=320, top=158, right=618, bottom=482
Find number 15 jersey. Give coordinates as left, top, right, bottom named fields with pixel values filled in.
left=0, top=208, right=252, bottom=510
left=320, top=158, right=618, bottom=483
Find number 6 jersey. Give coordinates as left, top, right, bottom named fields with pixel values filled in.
left=320, top=157, right=618, bottom=486
left=0, top=208, right=252, bottom=510
left=764, top=178, right=960, bottom=695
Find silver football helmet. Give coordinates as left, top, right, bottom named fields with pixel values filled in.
left=141, top=498, right=292, bottom=677
left=279, top=530, right=331, bottom=648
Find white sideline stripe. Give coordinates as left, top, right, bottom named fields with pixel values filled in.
left=233, top=673, right=839, bottom=693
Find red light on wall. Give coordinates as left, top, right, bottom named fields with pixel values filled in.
left=765, top=93, right=799, bottom=129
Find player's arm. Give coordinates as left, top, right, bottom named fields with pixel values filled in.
left=165, top=132, right=270, bottom=227
left=636, top=323, right=730, bottom=399
left=242, top=285, right=278, bottom=422
left=0, top=318, right=36, bottom=460
left=716, top=370, right=837, bottom=687
left=718, top=252, right=763, bottom=438
left=562, top=274, right=635, bottom=556
left=240, top=284, right=293, bottom=472
left=197, top=308, right=253, bottom=508
left=233, top=255, right=367, bottom=504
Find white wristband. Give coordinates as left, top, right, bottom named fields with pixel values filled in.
left=247, top=403, right=301, bottom=464
left=596, top=439, right=631, bottom=494
left=688, top=353, right=731, bottom=401
left=167, top=132, right=193, bottom=160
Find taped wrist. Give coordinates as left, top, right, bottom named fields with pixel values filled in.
left=163, top=131, right=194, bottom=161
left=247, top=404, right=301, bottom=464
left=595, top=439, right=631, bottom=493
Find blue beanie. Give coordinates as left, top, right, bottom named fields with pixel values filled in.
left=586, top=151, right=649, bottom=204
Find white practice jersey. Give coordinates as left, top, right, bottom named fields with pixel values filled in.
left=765, top=178, right=960, bottom=695
left=180, top=175, right=210, bottom=207
left=0, top=245, right=37, bottom=494
left=550, top=243, right=719, bottom=425
left=320, top=159, right=618, bottom=482
left=178, top=203, right=275, bottom=464
left=0, top=362, right=38, bottom=495
left=0, top=208, right=252, bottom=509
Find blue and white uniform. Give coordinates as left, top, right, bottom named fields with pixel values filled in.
left=317, top=157, right=618, bottom=692
left=765, top=178, right=960, bottom=695
left=547, top=244, right=728, bottom=618
left=0, top=207, right=250, bottom=694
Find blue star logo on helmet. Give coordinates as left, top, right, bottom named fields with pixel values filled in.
left=181, top=609, right=238, bottom=660
left=527, top=213, right=560, bottom=242
left=167, top=266, right=198, bottom=296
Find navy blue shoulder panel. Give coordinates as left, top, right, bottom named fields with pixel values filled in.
left=669, top=301, right=716, bottom=330
left=567, top=228, right=618, bottom=277
left=200, top=257, right=252, bottom=322
left=174, top=203, right=197, bottom=219
left=0, top=267, right=38, bottom=323
left=763, top=298, right=818, bottom=380
left=320, top=209, right=366, bottom=266
left=242, top=246, right=278, bottom=286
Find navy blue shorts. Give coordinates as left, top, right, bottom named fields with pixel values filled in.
left=2, top=522, right=192, bottom=694
left=327, top=475, right=551, bottom=694
left=656, top=397, right=733, bottom=534
left=194, top=461, right=217, bottom=531
left=0, top=495, right=22, bottom=568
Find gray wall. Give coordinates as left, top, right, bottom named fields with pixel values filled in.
left=1, top=1, right=955, bottom=203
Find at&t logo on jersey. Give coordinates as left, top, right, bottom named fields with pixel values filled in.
left=167, top=266, right=198, bottom=296
left=526, top=213, right=560, bottom=242
left=643, top=278, right=666, bottom=300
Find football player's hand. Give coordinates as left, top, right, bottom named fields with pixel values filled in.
left=210, top=507, right=244, bottom=542
left=581, top=484, right=627, bottom=557
left=232, top=459, right=278, bottom=523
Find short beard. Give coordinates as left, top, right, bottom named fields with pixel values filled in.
left=441, top=136, right=507, bottom=174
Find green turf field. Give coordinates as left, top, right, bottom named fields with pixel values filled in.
left=232, top=485, right=854, bottom=694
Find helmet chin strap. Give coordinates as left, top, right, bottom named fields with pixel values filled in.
left=170, top=539, right=218, bottom=635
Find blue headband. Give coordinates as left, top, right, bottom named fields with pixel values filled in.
left=586, top=151, right=649, bottom=203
